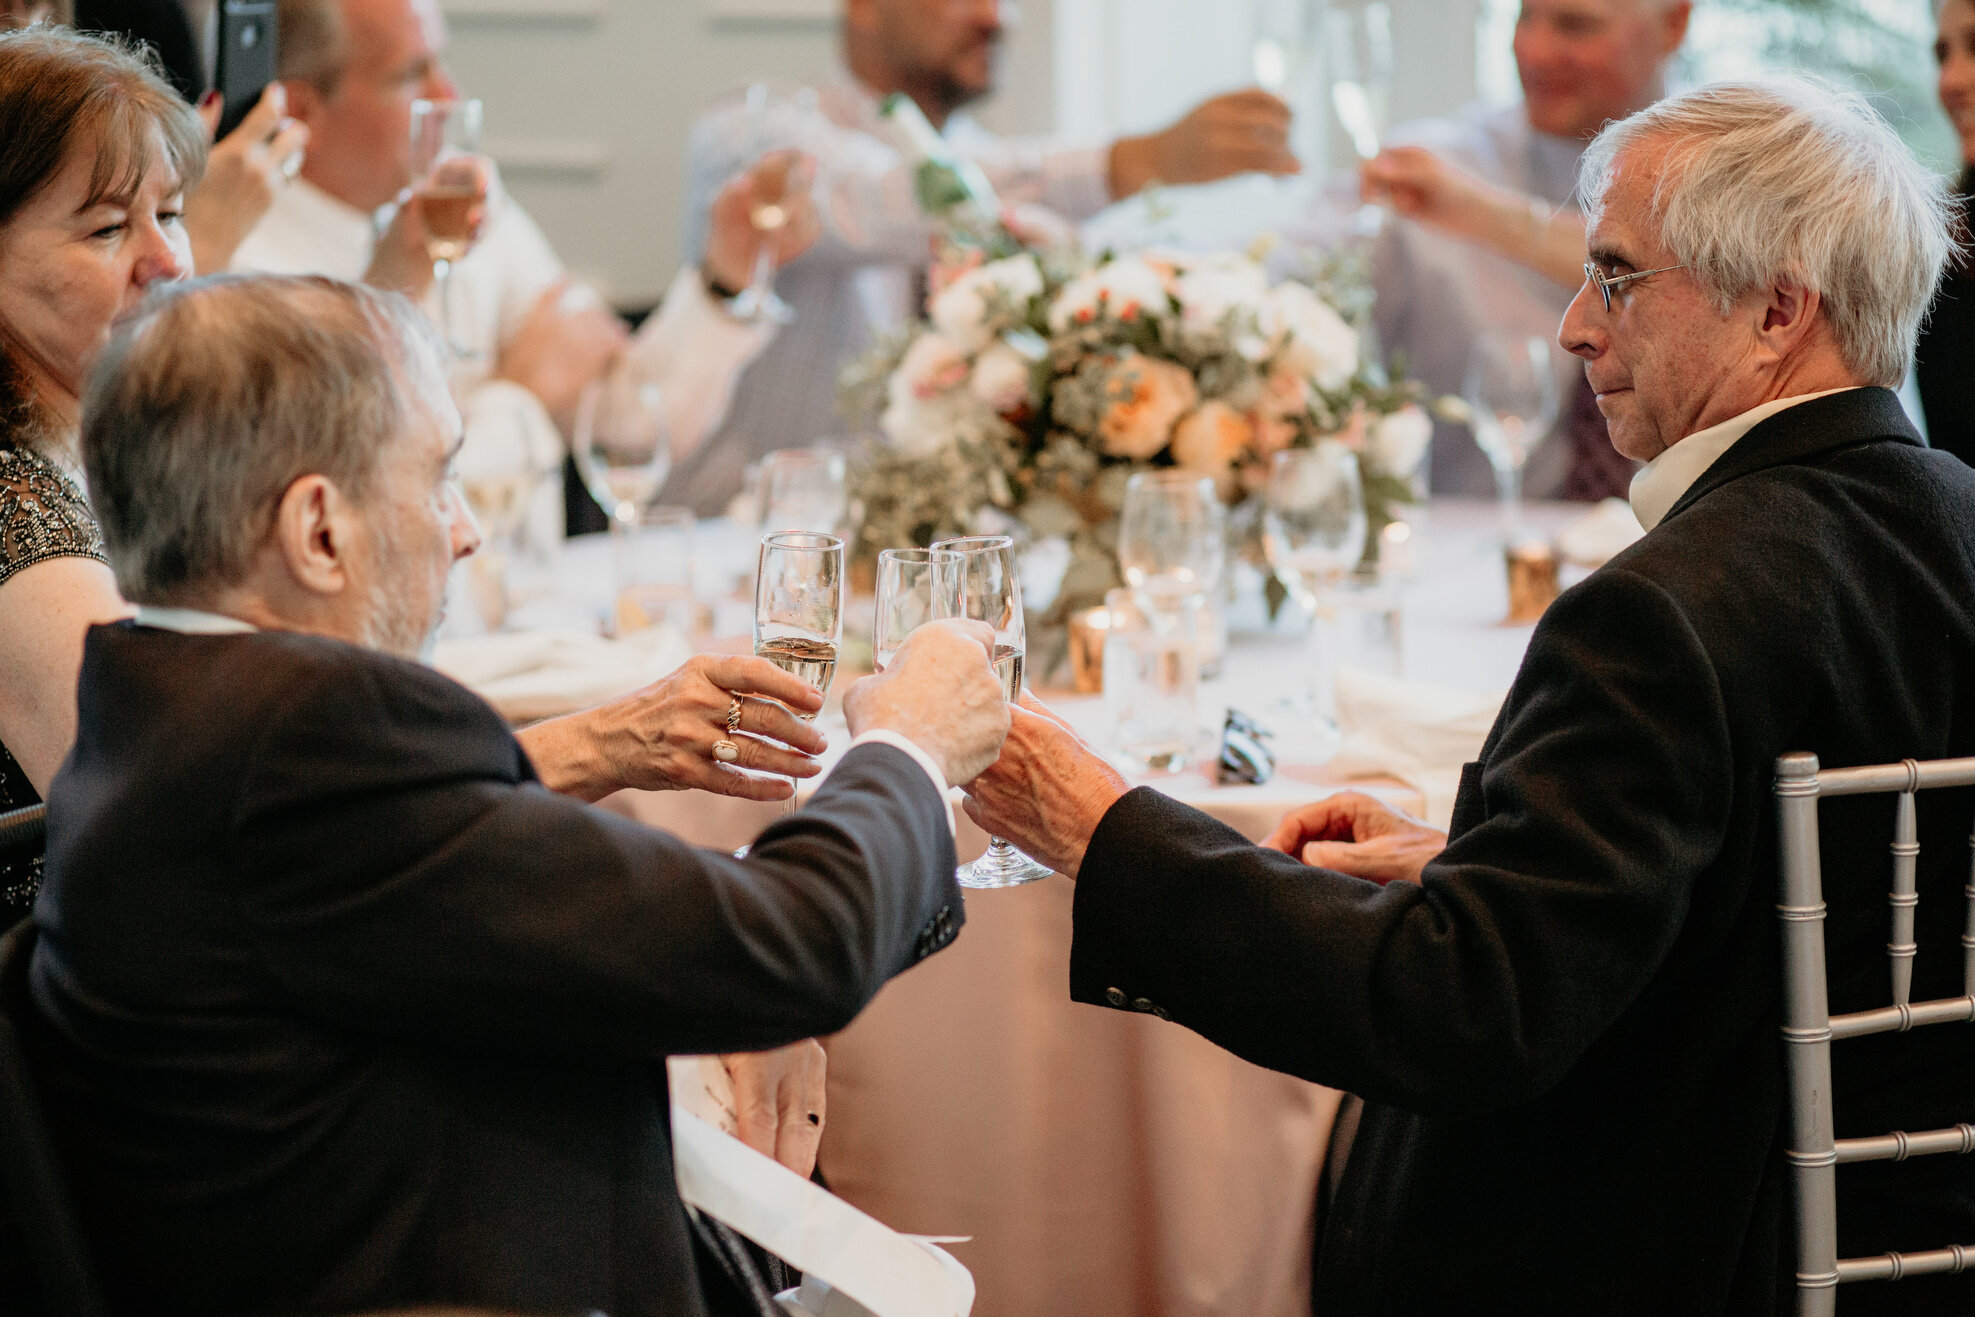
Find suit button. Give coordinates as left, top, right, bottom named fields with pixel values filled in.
left=1150, top=1006, right=1170, bottom=1021
left=1131, top=997, right=1155, bottom=1013
left=1105, top=987, right=1127, bottom=1007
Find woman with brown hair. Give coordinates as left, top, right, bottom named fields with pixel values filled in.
left=1922, top=0, right=1975, bottom=463
left=0, top=24, right=203, bottom=920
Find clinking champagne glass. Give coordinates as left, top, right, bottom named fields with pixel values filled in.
left=932, top=534, right=1052, bottom=889
left=873, top=547, right=960, bottom=673
left=1326, top=2, right=1393, bottom=236
left=408, top=97, right=487, bottom=357
left=1464, top=333, right=1561, bottom=543
left=1262, top=444, right=1367, bottom=727
left=753, top=532, right=844, bottom=821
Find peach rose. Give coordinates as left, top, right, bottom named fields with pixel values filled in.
left=1097, top=353, right=1198, bottom=460
left=1250, top=366, right=1310, bottom=455
left=1172, top=400, right=1255, bottom=494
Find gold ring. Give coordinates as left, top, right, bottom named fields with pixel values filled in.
left=711, top=739, right=740, bottom=763
left=726, top=695, right=743, bottom=735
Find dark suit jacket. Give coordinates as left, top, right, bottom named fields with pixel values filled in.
left=28, top=624, right=961, bottom=1317
left=1917, top=186, right=1974, bottom=466
left=1072, top=388, right=1975, bottom=1315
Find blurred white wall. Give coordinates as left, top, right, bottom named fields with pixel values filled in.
left=441, top=0, right=1483, bottom=305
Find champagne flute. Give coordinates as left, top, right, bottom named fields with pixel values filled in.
left=931, top=534, right=1052, bottom=889
left=727, top=82, right=808, bottom=325
left=1262, top=444, right=1367, bottom=724
left=572, top=358, right=672, bottom=613
left=1326, top=2, right=1393, bottom=235
left=408, top=97, right=487, bottom=356
left=873, top=547, right=960, bottom=672
left=753, top=532, right=844, bottom=819
left=1464, top=333, right=1561, bottom=543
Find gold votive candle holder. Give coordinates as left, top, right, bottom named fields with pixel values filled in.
left=1505, top=540, right=1561, bottom=624
left=1067, top=606, right=1112, bottom=694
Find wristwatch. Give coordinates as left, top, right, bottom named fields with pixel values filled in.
left=701, top=265, right=747, bottom=304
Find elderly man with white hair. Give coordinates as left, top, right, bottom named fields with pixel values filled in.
left=962, top=78, right=1973, bottom=1315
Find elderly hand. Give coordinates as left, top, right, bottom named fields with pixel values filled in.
left=960, top=694, right=1129, bottom=879
left=719, top=1040, right=827, bottom=1178
left=842, top=619, right=1008, bottom=786
left=184, top=85, right=310, bottom=275
left=495, top=281, right=630, bottom=433
left=1108, top=89, right=1299, bottom=197
left=1360, top=146, right=1587, bottom=289
left=703, top=150, right=821, bottom=294
left=517, top=652, right=828, bottom=803
left=1262, top=790, right=1445, bottom=886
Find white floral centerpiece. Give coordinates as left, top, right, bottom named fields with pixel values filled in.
left=844, top=238, right=1432, bottom=624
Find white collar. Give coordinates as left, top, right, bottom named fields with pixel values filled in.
left=1628, top=387, right=1859, bottom=531
left=132, top=605, right=259, bottom=635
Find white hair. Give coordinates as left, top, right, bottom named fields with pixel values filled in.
left=1578, top=75, right=1957, bottom=386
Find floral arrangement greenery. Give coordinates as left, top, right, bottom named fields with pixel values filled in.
left=840, top=228, right=1433, bottom=625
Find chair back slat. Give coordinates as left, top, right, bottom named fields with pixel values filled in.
left=1776, top=750, right=1975, bottom=1315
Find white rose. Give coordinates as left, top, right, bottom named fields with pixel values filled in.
left=1267, top=283, right=1359, bottom=391
left=882, top=380, right=989, bottom=459
left=1046, top=256, right=1173, bottom=332
left=969, top=342, right=1034, bottom=414
left=930, top=254, right=1045, bottom=353
left=896, top=331, right=971, bottom=400
left=1367, top=405, right=1432, bottom=477
left=1172, top=253, right=1271, bottom=343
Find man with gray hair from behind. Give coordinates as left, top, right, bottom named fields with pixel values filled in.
left=25, top=272, right=1011, bottom=1316
left=959, top=77, right=1975, bottom=1316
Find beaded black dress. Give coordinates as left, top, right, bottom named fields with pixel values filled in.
left=0, top=429, right=106, bottom=926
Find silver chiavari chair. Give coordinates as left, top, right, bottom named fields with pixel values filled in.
left=1775, top=752, right=1975, bottom=1314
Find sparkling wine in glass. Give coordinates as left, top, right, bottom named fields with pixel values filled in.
left=1326, top=2, right=1393, bottom=235
left=931, top=534, right=1051, bottom=889
left=873, top=547, right=959, bottom=673
left=1464, top=333, right=1561, bottom=542
left=408, top=97, right=487, bottom=357
left=726, top=82, right=813, bottom=325
left=753, top=531, right=844, bottom=819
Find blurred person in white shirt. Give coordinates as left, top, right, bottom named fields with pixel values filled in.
left=667, top=0, right=1301, bottom=514
left=233, top=0, right=818, bottom=541
left=1290, top=0, right=1690, bottom=501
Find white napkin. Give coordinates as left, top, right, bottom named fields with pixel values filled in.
left=430, top=625, right=692, bottom=723
left=1554, top=497, right=1644, bottom=568
left=1327, top=667, right=1505, bottom=830
left=669, top=1102, right=975, bottom=1317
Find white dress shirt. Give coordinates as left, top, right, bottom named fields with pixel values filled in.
left=1283, top=101, right=1591, bottom=499
left=664, top=75, right=1114, bottom=514
left=1628, top=388, right=1859, bottom=531
left=230, top=176, right=775, bottom=541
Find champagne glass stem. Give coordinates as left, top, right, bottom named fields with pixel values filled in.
left=1494, top=461, right=1524, bottom=543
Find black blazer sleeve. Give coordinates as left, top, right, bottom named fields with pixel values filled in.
left=1070, top=564, right=1734, bottom=1114
left=224, top=646, right=960, bottom=1059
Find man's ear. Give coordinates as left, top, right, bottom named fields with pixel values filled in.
left=278, top=77, right=324, bottom=128
left=1660, top=1, right=1693, bottom=56
left=272, top=474, right=353, bottom=597
left=1751, top=276, right=1825, bottom=365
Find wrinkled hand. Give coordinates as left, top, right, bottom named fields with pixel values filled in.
left=842, top=619, right=1008, bottom=786
left=365, top=157, right=492, bottom=299
left=494, top=280, right=629, bottom=432
left=1360, top=146, right=1514, bottom=241
left=1109, top=88, right=1299, bottom=197
left=1262, top=790, right=1445, bottom=886
left=961, top=694, right=1129, bottom=879
left=720, top=1040, right=827, bottom=1178
left=184, top=84, right=310, bottom=274
left=519, top=652, right=827, bottom=802
left=703, top=150, right=821, bottom=293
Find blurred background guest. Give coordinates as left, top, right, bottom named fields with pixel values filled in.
left=0, top=26, right=200, bottom=922
left=71, top=0, right=200, bottom=97
left=1921, top=0, right=1974, bottom=463
left=237, top=0, right=819, bottom=544
left=1293, top=0, right=1690, bottom=500
left=666, top=0, right=1300, bottom=514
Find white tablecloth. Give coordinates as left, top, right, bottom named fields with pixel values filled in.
left=545, top=498, right=1586, bottom=1317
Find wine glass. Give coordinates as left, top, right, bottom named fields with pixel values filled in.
left=1263, top=444, right=1367, bottom=723
left=573, top=358, right=671, bottom=538
left=725, top=82, right=815, bottom=325
left=1464, top=333, right=1561, bottom=542
left=931, top=534, right=1052, bottom=889
left=1119, top=470, right=1228, bottom=675
left=456, top=469, right=539, bottom=631
left=407, top=97, right=487, bottom=356
left=873, top=547, right=959, bottom=673
left=759, top=448, right=849, bottom=535
left=753, top=532, right=844, bottom=819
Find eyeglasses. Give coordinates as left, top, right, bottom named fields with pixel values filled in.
left=1582, top=260, right=1687, bottom=313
